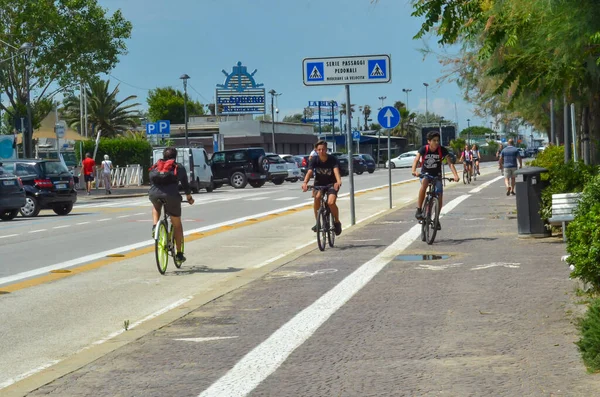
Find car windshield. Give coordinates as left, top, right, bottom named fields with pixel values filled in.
left=41, top=161, right=69, bottom=175
left=248, top=149, right=265, bottom=160
left=266, top=155, right=285, bottom=163
left=361, top=154, right=374, bottom=161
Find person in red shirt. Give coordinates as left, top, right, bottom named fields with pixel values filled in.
left=81, top=153, right=96, bottom=195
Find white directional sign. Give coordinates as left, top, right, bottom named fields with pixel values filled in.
left=303, top=55, right=391, bottom=86
left=377, top=106, right=401, bottom=129
left=54, top=121, right=66, bottom=138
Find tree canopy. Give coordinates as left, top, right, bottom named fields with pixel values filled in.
left=147, top=87, right=204, bottom=123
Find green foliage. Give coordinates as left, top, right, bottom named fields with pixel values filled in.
left=480, top=141, right=499, bottom=156
left=460, top=126, right=493, bottom=138
left=448, top=138, right=467, bottom=155
left=576, top=298, right=600, bottom=372
left=567, top=175, right=600, bottom=290
left=147, top=87, right=204, bottom=123
left=282, top=114, right=303, bottom=123
left=75, top=138, right=153, bottom=181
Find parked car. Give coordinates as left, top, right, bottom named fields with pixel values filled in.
left=294, top=155, right=310, bottom=179
left=330, top=153, right=349, bottom=176
left=356, top=154, right=376, bottom=173
left=387, top=151, right=418, bottom=168
left=0, top=163, right=25, bottom=220
left=152, top=147, right=215, bottom=193
left=340, top=155, right=367, bottom=174
left=278, top=154, right=302, bottom=182
left=210, top=148, right=270, bottom=189
left=264, top=154, right=290, bottom=185
left=0, top=159, right=77, bottom=217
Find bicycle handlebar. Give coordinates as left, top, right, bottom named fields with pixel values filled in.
left=418, top=173, right=456, bottom=182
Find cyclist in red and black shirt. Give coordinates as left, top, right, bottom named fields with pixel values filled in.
left=411, top=131, right=459, bottom=224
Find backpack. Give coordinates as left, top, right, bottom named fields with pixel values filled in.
left=420, top=145, right=443, bottom=167
left=149, top=159, right=178, bottom=185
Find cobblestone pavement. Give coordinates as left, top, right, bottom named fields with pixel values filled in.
left=23, top=175, right=600, bottom=396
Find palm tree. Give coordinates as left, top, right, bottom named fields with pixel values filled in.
left=62, top=79, right=141, bottom=138
left=362, top=105, right=371, bottom=130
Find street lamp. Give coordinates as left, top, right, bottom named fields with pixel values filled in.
left=378, top=96, right=386, bottom=110
left=21, top=42, right=34, bottom=158
left=467, top=118, right=471, bottom=145
left=179, top=74, right=190, bottom=146
left=423, top=83, right=429, bottom=123
left=269, top=89, right=277, bottom=152
left=402, top=88, right=412, bottom=110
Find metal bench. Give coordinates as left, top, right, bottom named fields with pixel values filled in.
left=548, top=193, right=582, bottom=241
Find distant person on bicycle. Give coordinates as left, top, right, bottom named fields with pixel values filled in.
left=302, top=140, right=343, bottom=236
left=412, top=131, right=459, bottom=226
left=471, top=144, right=481, bottom=175
left=149, top=147, right=195, bottom=263
left=459, top=144, right=473, bottom=178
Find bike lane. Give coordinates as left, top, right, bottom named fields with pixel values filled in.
left=20, top=173, right=600, bottom=396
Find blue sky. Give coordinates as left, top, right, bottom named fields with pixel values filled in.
left=98, top=0, right=490, bottom=130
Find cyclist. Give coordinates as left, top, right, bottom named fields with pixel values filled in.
left=301, top=140, right=343, bottom=236
left=459, top=144, right=473, bottom=178
left=412, top=131, right=459, bottom=228
left=471, top=144, right=481, bottom=175
left=149, top=147, right=195, bottom=263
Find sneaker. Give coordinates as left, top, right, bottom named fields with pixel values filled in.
left=415, top=208, right=423, bottom=220
left=87, top=191, right=91, bottom=195
left=510, top=190, right=516, bottom=196
left=152, top=225, right=156, bottom=238
left=334, top=221, right=342, bottom=236
left=311, top=224, right=318, bottom=232
left=108, top=190, right=112, bottom=195
left=436, top=222, right=441, bottom=231
left=175, top=252, right=186, bottom=263
left=506, top=189, right=511, bottom=196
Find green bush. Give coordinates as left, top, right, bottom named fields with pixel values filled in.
left=567, top=175, right=600, bottom=290
left=75, top=138, right=153, bottom=182
left=576, top=298, right=600, bottom=372
left=449, top=138, right=466, bottom=155
left=529, top=145, right=598, bottom=220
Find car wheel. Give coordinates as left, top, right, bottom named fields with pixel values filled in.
left=191, top=178, right=200, bottom=194
left=272, top=178, right=285, bottom=185
left=206, top=179, right=214, bottom=193
left=0, top=209, right=19, bottom=220
left=20, top=196, right=41, bottom=217
left=230, top=172, right=248, bottom=189
left=389, top=162, right=396, bottom=169
left=53, top=203, right=74, bottom=216
left=258, top=156, right=270, bottom=174
left=249, top=180, right=265, bottom=188
left=368, top=169, right=375, bottom=174
left=356, top=171, right=363, bottom=175
left=290, top=178, right=299, bottom=183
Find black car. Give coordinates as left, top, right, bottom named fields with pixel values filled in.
left=210, top=148, right=270, bottom=189
left=0, top=163, right=25, bottom=220
left=339, top=155, right=367, bottom=174
left=330, top=153, right=349, bottom=176
left=1, top=159, right=77, bottom=217
left=356, top=154, right=376, bottom=173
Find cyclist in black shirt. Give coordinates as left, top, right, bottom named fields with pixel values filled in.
left=302, top=140, right=343, bottom=236
left=411, top=131, right=459, bottom=227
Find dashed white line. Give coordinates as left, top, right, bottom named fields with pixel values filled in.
left=28, top=229, right=47, bottom=234
left=76, top=222, right=90, bottom=225
left=96, top=218, right=111, bottom=222
left=116, top=215, right=131, bottom=219
left=273, top=197, right=298, bottom=201
left=53, top=225, right=70, bottom=229
left=0, top=234, right=18, bottom=239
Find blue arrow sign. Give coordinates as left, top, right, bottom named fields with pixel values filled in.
left=377, top=106, right=401, bottom=129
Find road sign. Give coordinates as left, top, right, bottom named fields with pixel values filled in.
left=303, top=55, right=391, bottom=86
left=352, top=130, right=361, bottom=141
left=146, top=120, right=171, bottom=138
left=377, top=106, right=401, bottom=129
left=55, top=121, right=66, bottom=138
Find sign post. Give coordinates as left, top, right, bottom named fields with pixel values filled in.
left=303, top=54, right=392, bottom=226
left=378, top=106, right=401, bottom=209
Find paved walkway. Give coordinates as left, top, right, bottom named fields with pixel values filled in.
left=12, top=173, right=600, bottom=396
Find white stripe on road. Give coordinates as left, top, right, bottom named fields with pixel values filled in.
left=273, top=197, right=298, bottom=201
left=469, top=175, right=503, bottom=194
left=116, top=215, right=131, bottom=219
left=28, top=229, right=47, bottom=234
left=53, top=225, right=70, bottom=229
left=76, top=222, right=90, bottom=225
left=199, top=194, right=471, bottom=397
left=96, top=218, right=111, bottom=222
left=0, top=234, right=18, bottom=239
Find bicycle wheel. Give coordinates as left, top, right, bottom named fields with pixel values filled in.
left=420, top=198, right=428, bottom=242
left=154, top=221, right=169, bottom=274
left=463, top=170, right=468, bottom=184
left=316, top=207, right=327, bottom=251
left=473, top=168, right=477, bottom=181
left=426, top=197, right=440, bottom=245
left=327, top=210, right=335, bottom=247
left=170, top=224, right=184, bottom=269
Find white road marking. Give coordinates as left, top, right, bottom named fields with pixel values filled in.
left=133, top=212, right=145, bottom=216
left=198, top=194, right=472, bottom=397
left=367, top=197, right=386, bottom=201
left=76, top=222, right=90, bottom=225
left=0, top=360, right=60, bottom=390
left=28, top=229, right=47, bottom=234
left=469, top=176, right=503, bottom=194
left=244, top=197, right=265, bottom=201
left=174, top=336, right=239, bottom=343
left=346, top=239, right=381, bottom=242
left=416, top=263, right=463, bottom=271
left=273, top=197, right=297, bottom=201
left=0, top=234, right=18, bottom=239
left=96, top=218, right=111, bottom=222
left=471, top=262, right=520, bottom=270
left=52, top=225, right=70, bottom=229
left=116, top=215, right=131, bottom=219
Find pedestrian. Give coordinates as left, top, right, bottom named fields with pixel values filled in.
left=81, top=153, right=96, bottom=195
left=496, top=143, right=504, bottom=175
left=101, top=154, right=113, bottom=195
left=499, top=138, right=522, bottom=196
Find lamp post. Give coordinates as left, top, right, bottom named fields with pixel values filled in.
left=467, top=118, right=471, bottom=145
left=378, top=96, right=386, bottom=110
left=179, top=74, right=190, bottom=146
left=402, top=88, right=412, bottom=110
left=268, top=89, right=277, bottom=152
left=423, top=83, right=429, bottom=123
left=21, top=42, right=34, bottom=158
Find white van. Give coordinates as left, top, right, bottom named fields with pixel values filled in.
left=152, top=147, right=215, bottom=193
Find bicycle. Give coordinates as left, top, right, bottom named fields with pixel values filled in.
left=308, top=185, right=336, bottom=251
left=462, top=162, right=472, bottom=184
left=154, top=197, right=192, bottom=274
left=418, top=173, right=455, bottom=245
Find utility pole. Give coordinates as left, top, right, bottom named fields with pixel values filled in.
left=378, top=96, right=386, bottom=110
left=423, top=83, right=429, bottom=123
left=467, top=118, right=471, bottom=145
left=402, top=88, right=412, bottom=110
left=330, top=100, right=336, bottom=151
left=180, top=74, right=190, bottom=146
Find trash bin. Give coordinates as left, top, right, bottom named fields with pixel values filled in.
left=515, top=167, right=551, bottom=237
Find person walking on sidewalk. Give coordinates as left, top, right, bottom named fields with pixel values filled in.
left=101, top=155, right=113, bottom=195
left=81, top=153, right=96, bottom=195
left=412, top=131, right=460, bottom=229
left=499, top=138, right=522, bottom=196
left=496, top=143, right=504, bottom=176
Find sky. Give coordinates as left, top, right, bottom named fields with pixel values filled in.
left=98, top=0, right=491, bottom=131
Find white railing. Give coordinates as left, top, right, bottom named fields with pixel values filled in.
left=78, top=164, right=144, bottom=190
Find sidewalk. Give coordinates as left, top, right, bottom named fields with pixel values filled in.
left=76, top=185, right=150, bottom=201
left=9, top=173, right=600, bottom=396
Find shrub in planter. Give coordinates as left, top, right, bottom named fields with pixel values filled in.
left=576, top=298, right=600, bottom=372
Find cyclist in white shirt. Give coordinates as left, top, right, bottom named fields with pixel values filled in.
left=471, top=144, right=481, bottom=175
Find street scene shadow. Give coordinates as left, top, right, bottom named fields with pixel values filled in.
left=334, top=243, right=387, bottom=251
left=436, top=237, right=498, bottom=245
left=168, top=266, right=243, bottom=276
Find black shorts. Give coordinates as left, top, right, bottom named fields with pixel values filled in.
left=313, top=184, right=338, bottom=197
left=84, top=174, right=94, bottom=182
left=149, top=194, right=182, bottom=217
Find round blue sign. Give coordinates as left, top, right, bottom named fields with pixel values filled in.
left=377, top=106, right=401, bottom=129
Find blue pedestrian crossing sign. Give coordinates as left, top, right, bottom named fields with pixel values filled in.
left=303, top=55, right=391, bottom=86
left=306, top=62, right=324, bottom=82
left=367, top=59, right=387, bottom=80
left=377, top=106, right=401, bottom=129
